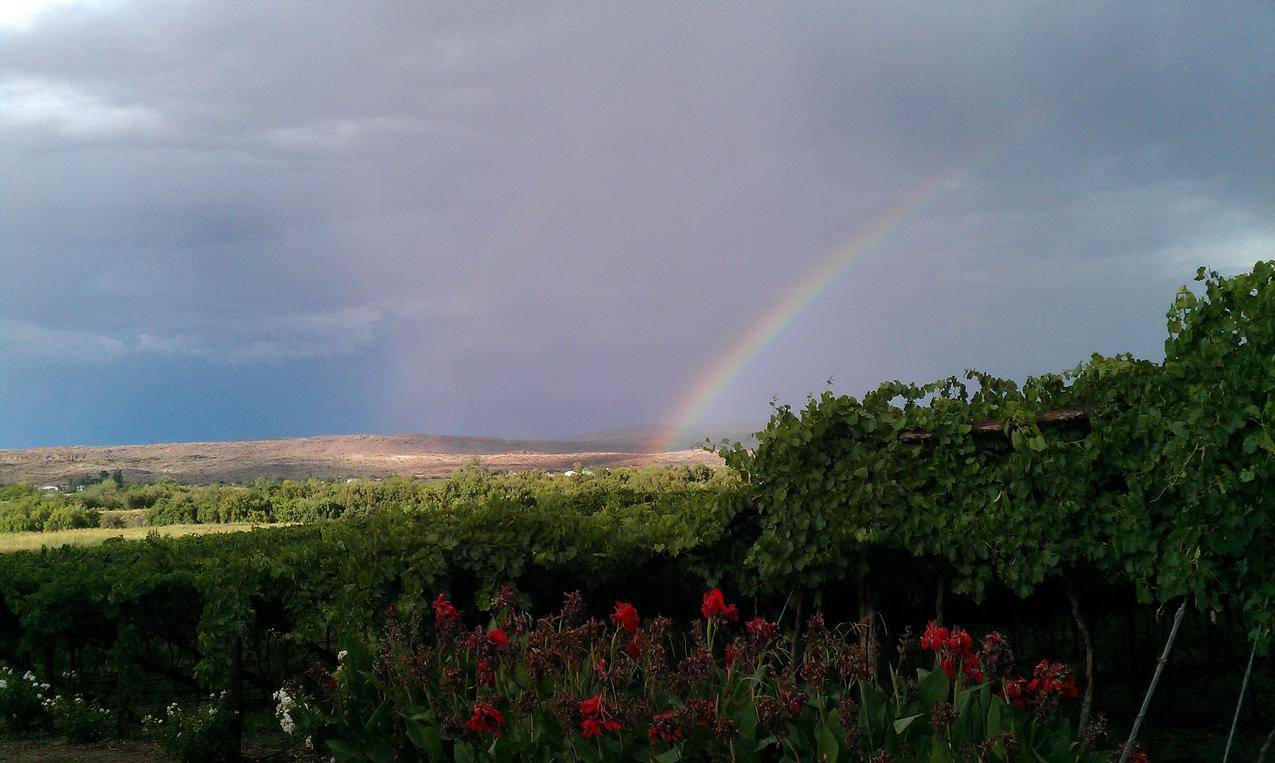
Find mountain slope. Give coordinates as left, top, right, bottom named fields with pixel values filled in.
left=0, top=433, right=722, bottom=484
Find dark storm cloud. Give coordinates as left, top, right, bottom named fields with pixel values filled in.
left=1, top=1, right=1271, bottom=447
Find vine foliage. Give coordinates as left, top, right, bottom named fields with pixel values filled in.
left=721, top=262, right=1274, bottom=641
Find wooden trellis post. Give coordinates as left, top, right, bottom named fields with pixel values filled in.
left=898, top=406, right=1089, bottom=443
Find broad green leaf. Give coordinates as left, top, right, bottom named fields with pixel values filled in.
left=917, top=665, right=950, bottom=705
left=986, top=699, right=1003, bottom=738
left=324, top=739, right=370, bottom=762
left=893, top=712, right=923, bottom=735
left=364, top=699, right=392, bottom=734
left=817, top=722, right=840, bottom=762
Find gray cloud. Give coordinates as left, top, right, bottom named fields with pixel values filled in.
left=0, top=1, right=1271, bottom=446
left=0, top=318, right=128, bottom=363
left=0, top=306, right=384, bottom=366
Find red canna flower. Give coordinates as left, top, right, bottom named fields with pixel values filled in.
left=578, top=695, right=621, bottom=737
left=626, top=633, right=643, bottom=660
left=940, top=653, right=958, bottom=679
left=1031, top=660, right=1068, bottom=695
left=465, top=702, right=504, bottom=736
left=611, top=601, right=640, bottom=633
left=723, top=643, right=737, bottom=668
left=745, top=617, right=778, bottom=641
left=1003, top=677, right=1030, bottom=709
left=432, top=593, right=459, bottom=625
left=1063, top=674, right=1079, bottom=698
left=701, top=588, right=727, bottom=619
left=487, top=628, right=509, bottom=647
left=921, top=621, right=949, bottom=652
left=961, top=652, right=983, bottom=682
left=701, top=589, right=738, bottom=621
left=779, top=688, right=806, bottom=716
left=947, top=627, right=974, bottom=658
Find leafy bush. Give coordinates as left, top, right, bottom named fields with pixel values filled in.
left=143, top=695, right=234, bottom=762
left=0, top=487, right=98, bottom=533
left=47, top=694, right=113, bottom=742
left=0, top=493, right=57, bottom=533
left=0, top=664, right=51, bottom=731
left=146, top=493, right=200, bottom=525
left=43, top=505, right=99, bottom=531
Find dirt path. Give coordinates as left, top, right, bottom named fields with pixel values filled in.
left=0, top=738, right=169, bottom=762
left=0, top=737, right=321, bottom=762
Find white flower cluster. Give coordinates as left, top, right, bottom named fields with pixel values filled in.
left=22, top=671, right=49, bottom=692
left=144, top=692, right=227, bottom=729
left=0, top=665, right=57, bottom=723
left=45, top=694, right=111, bottom=720
left=273, top=687, right=297, bottom=735
left=333, top=650, right=349, bottom=678
left=0, top=666, right=49, bottom=699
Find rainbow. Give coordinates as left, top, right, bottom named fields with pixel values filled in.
left=658, top=166, right=975, bottom=452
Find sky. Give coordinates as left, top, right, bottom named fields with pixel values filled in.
left=1, top=1, right=1272, bottom=449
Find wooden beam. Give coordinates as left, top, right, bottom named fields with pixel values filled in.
left=898, top=405, right=1088, bottom=444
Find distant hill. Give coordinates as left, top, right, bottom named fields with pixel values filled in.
left=0, top=432, right=724, bottom=485
left=567, top=421, right=764, bottom=452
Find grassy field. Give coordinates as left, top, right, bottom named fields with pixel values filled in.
left=0, top=523, right=282, bottom=553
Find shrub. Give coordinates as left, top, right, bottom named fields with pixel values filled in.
left=146, top=494, right=198, bottom=525
left=0, top=496, right=53, bottom=533
left=43, top=505, right=99, bottom=531
left=143, top=695, right=235, bottom=762
left=0, top=665, right=51, bottom=731
left=47, top=694, right=113, bottom=742
left=0, top=491, right=98, bottom=533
